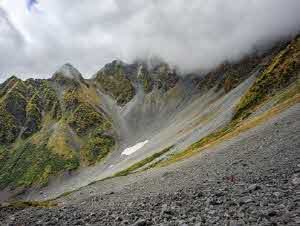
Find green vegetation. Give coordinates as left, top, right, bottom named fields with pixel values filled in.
left=272, top=79, right=300, bottom=105
left=63, top=89, right=80, bottom=111
left=0, top=106, right=19, bottom=144
left=0, top=74, right=116, bottom=190
left=223, top=70, right=240, bottom=93
left=8, top=79, right=28, bottom=97
left=52, top=72, right=80, bottom=88
left=0, top=76, right=20, bottom=98
left=40, top=81, right=60, bottom=112
left=154, top=37, right=300, bottom=168
left=197, top=46, right=283, bottom=93
left=96, top=64, right=135, bottom=105
left=63, top=86, right=116, bottom=165
left=2, top=200, right=57, bottom=209
left=234, top=36, right=300, bottom=120
left=0, top=145, right=8, bottom=164
left=158, top=85, right=299, bottom=167
left=137, top=66, right=153, bottom=93
left=22, top=95, right=42, bottom=138
left=81, top=135, right=115, bottom=165
left=46, top=121, right=78, bottom=159
left=1, top=81, right=28, bottom=125
left=68, top=103, right=106, bottom=135
left=113, top=146, right=173, bottom=177
left=0, top=141, right=79, bottom=189
left=51, top=100, right=62, bottom=120
left=143, top=77, right=153, bottom=93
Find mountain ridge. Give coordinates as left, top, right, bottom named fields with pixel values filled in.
left=0, top=36, right=299, bottom=202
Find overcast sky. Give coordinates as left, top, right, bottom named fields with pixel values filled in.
left=0, top=0, right=300, bottom=82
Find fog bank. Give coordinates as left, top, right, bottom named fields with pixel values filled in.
left=0, top=0, right=300, bottom=82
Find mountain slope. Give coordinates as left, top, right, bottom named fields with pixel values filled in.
left=0, top=36, right=299, bottom=202
left=0, top=65, right=115, bottom=190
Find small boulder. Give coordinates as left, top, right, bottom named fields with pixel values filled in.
left=133, top=219, right=147, bottom=226
left=291, top=174, right=300, bottom=185
left=247, top=184, right=261, bottom=192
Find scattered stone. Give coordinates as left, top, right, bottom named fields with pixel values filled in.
left=1, top=108, right=299, bottom=226
left=267, top=210, right=278, bottom=217
left=239, top=197, right=253, bottom=205
left=215, top=191, right=225, bottom=197
left=291, top=174, right=300, bottom=185
left=9, top=216, right=15, bottom=221
left=161, top=204, right=173, bottom=215
left=196, top=192, right=204, bottom=197
left=133, top=219, right=147, bottom=226
left=294, top=217, right=300, bottom=224
left=247, top=184, right=261, bottom=192
left=209, top=198, right=223, bottom=205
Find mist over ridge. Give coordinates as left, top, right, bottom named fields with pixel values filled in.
left=0, top=0, right=300, bottom=82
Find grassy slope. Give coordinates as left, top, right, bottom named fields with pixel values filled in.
left=113, top=146, right=173, bottom=177
left=158, top=85, right=300, bottom=167
left=155, top=36, right=300, bottom=167
left=0, top=79, right=115, bottom=189
left=46, top=37, right=300, bottom=198
left=30, top=79, right=300, bottom=202
left=234, top=36, right=300, bottom=120
left=0, top=140, right=79, bottom=189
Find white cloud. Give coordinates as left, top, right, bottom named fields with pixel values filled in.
left=0, top=0, right=300, bottom=82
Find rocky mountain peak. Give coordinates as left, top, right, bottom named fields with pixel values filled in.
left=52, top=63, right=83, bottom=81
left=97, top=60, right=126, bottom=76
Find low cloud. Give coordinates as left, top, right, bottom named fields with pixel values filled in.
left=0, top=0, right=300, bottom=82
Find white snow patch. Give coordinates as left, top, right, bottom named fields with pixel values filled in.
left=122, top=140, right=149, bottom=156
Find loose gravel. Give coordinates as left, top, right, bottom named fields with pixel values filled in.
left=1, top=104, right=299, bottom=226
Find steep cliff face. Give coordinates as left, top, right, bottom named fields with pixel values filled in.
left=0, top=36, right=299, bottom=197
